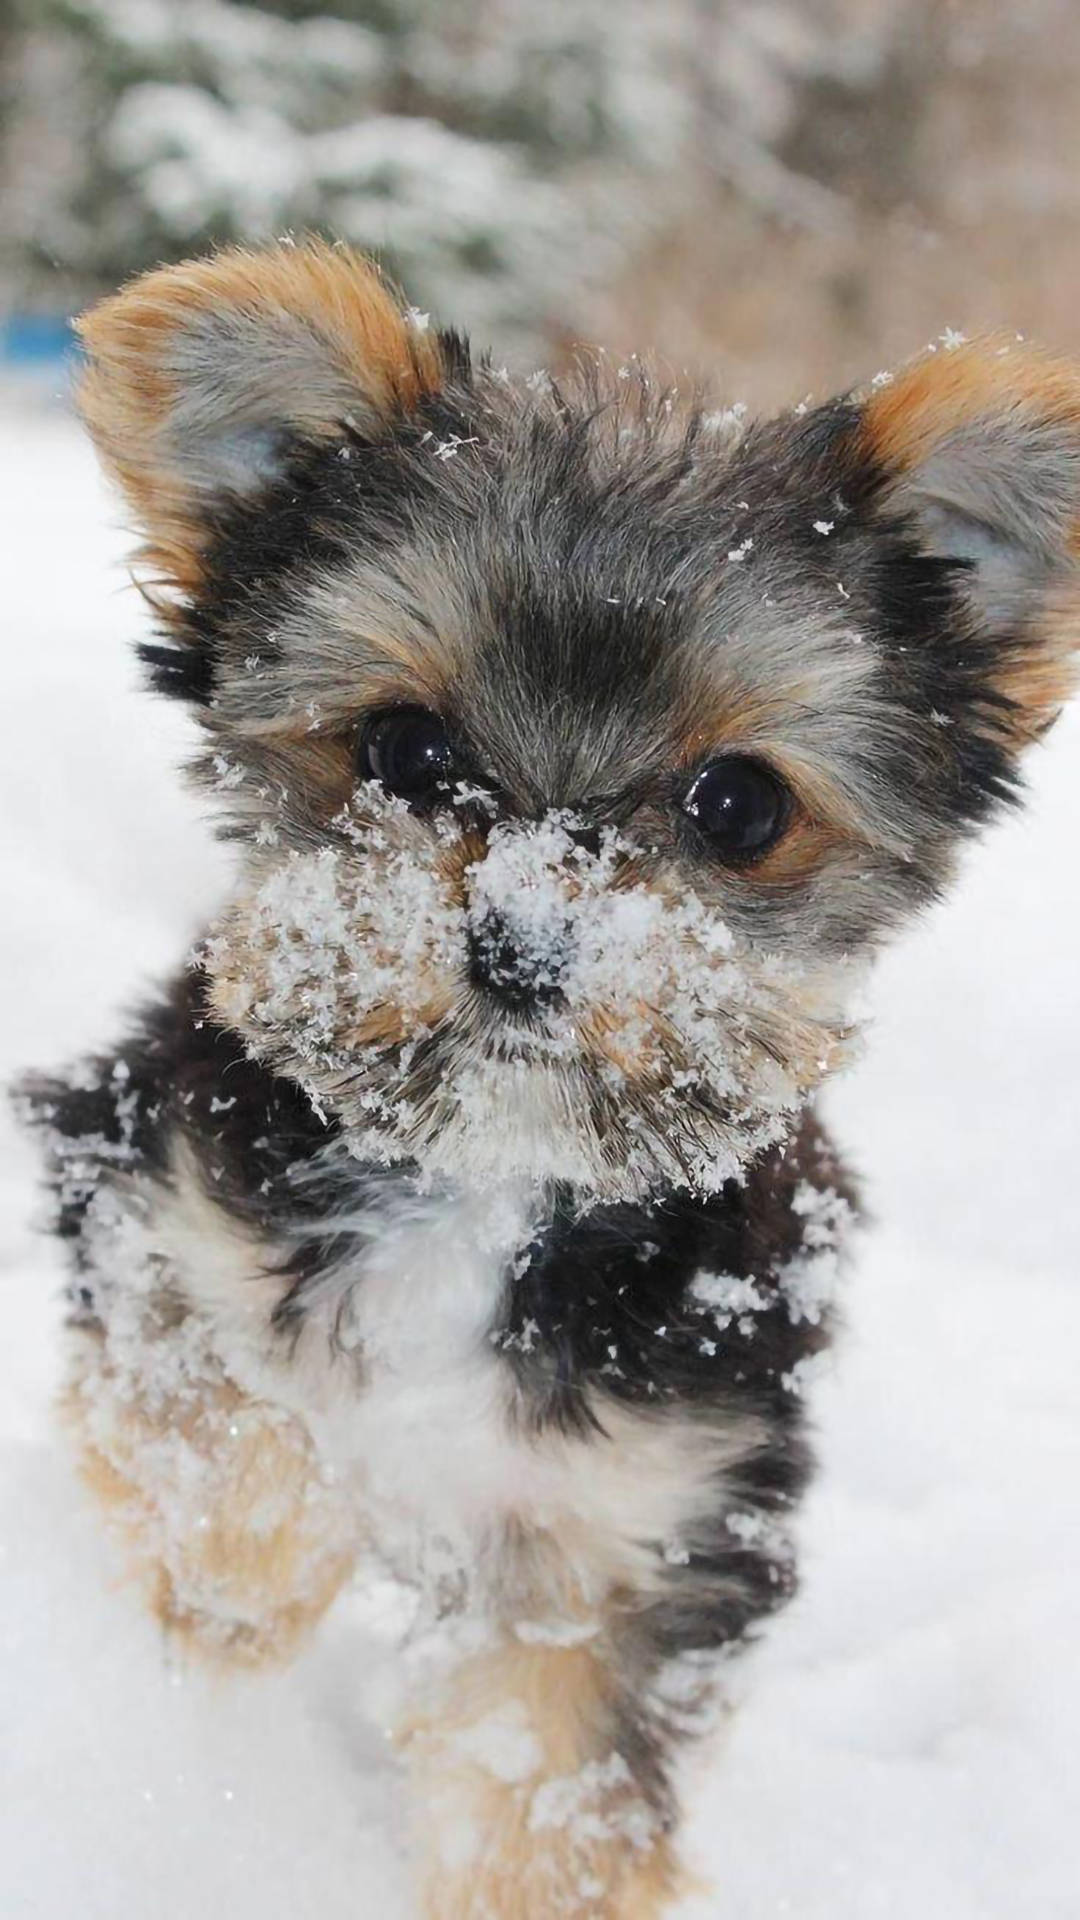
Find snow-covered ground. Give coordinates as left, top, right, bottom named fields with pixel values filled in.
left=1, top=401, right=1077, bottom=1918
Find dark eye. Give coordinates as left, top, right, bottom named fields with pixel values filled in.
left=359, top=707, right=454, bottom=804
left=681, top=756, right=790, bottom=862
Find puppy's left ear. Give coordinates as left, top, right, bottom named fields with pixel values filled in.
left=860, top=336, right=1080, bottom=746
left=75, top=239, right=448, bottom=599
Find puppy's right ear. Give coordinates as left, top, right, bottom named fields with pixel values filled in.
left=76, top=240, right=448, bottom=601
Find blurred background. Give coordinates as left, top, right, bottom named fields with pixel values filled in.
left=1, top=0, right=1079, bottom=403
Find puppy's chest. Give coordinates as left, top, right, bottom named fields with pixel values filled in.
left=287, top=1186, right=724, bottom=1591
left=329, top=1188, right=533, bottom=1523
left=292, top=1183, right=628, bottom=1591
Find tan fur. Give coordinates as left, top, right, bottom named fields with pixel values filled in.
left=343, top=997, right=450, bottom=1050
left=438, top=827, right=495, bottom=902
left=406, top=1634, right=688, bottom=1919
left=996, top=586, right=1080, bottom=744
left=63, top=1332, right=359, bottom=1664
left=739, top=811, right=852, bottom=891
left=577, top=1002, right=663, bottom=1081
left=207, top=858, right=458, bottom=1045
left=861, top=336, right=1080, bottom=741
left=672, top=654, right=905, bottom=854
left=75, top=239, right=445, bottom=598
left=224, top=729, right=361, bottom=827
left=581, top=974, right=848, bottom=1103
left=227, top=670, right=444, bottom=747
left=670, top=718, right=857, bottom=884
left=860, top=335, right=1080, bottom=473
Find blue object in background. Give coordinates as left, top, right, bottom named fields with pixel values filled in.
left=0, top=313, right=78, bottom=366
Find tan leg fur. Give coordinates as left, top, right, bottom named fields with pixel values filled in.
left=406, top=1633, right=687, bottom=1919
left=62, top=1324, right=360, bottom=1663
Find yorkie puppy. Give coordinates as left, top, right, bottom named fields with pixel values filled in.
left=22, top=242, right=1079, bottom=1917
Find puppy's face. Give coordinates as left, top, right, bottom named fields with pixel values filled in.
left=78, top=247, right=1080, bottom=1197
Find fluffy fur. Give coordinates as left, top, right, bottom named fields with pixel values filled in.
left=20, top=243, right=1080, bottom=1916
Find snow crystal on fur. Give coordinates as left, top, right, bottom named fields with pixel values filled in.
left=207, top=788, right=862, bottom=1199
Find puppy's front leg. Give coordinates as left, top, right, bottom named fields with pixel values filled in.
left=406, top=1628, right=685, bottom=1919
left=64, top=1319, right=359, bottom=1664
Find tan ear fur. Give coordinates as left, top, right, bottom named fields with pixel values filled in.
left=75, top=238, right=446, bottom=596
left=860, top=335, right=1080, bottom=744
left=860, top=334, right=1080, bottom=476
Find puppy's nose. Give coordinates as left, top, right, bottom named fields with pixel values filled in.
left=467, top=909, right=569, bottom=1012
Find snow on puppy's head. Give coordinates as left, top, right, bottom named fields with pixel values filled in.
left=77, top=247, right=1080, bottom=1195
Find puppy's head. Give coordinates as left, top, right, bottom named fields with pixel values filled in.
left=78, top=245, right=1080, bottom=1198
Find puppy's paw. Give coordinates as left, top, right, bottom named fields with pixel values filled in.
left=419, top=1822, right=683, bottom=1920
left=408, top=1638, right=687, bottom=1919
left=66, top=1344, right=359, bottom=1664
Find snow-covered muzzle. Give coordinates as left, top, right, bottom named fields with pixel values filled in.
left=207, top=787, right=862, bottom=1199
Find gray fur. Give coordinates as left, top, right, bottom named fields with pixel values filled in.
left=891, top=416, right=1080, bottom=632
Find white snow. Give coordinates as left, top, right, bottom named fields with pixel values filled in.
left=448, top=1704, right=543, bottom=1786
left=2, top=401, right=1079, bottom=1916
left=212, top=782, right=858, bottom=1196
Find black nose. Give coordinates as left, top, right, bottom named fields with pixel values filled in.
left=467, top=911, right=569, bottom=1012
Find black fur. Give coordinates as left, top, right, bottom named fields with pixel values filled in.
left=21, top=966, right=853, bottom=1685
left=20, top=970, right=338, bottom=1314
left=494, top=1118, right=845, bottom=1439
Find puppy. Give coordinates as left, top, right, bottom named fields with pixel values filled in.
left=21, top=243, right=1080, bottom=1917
